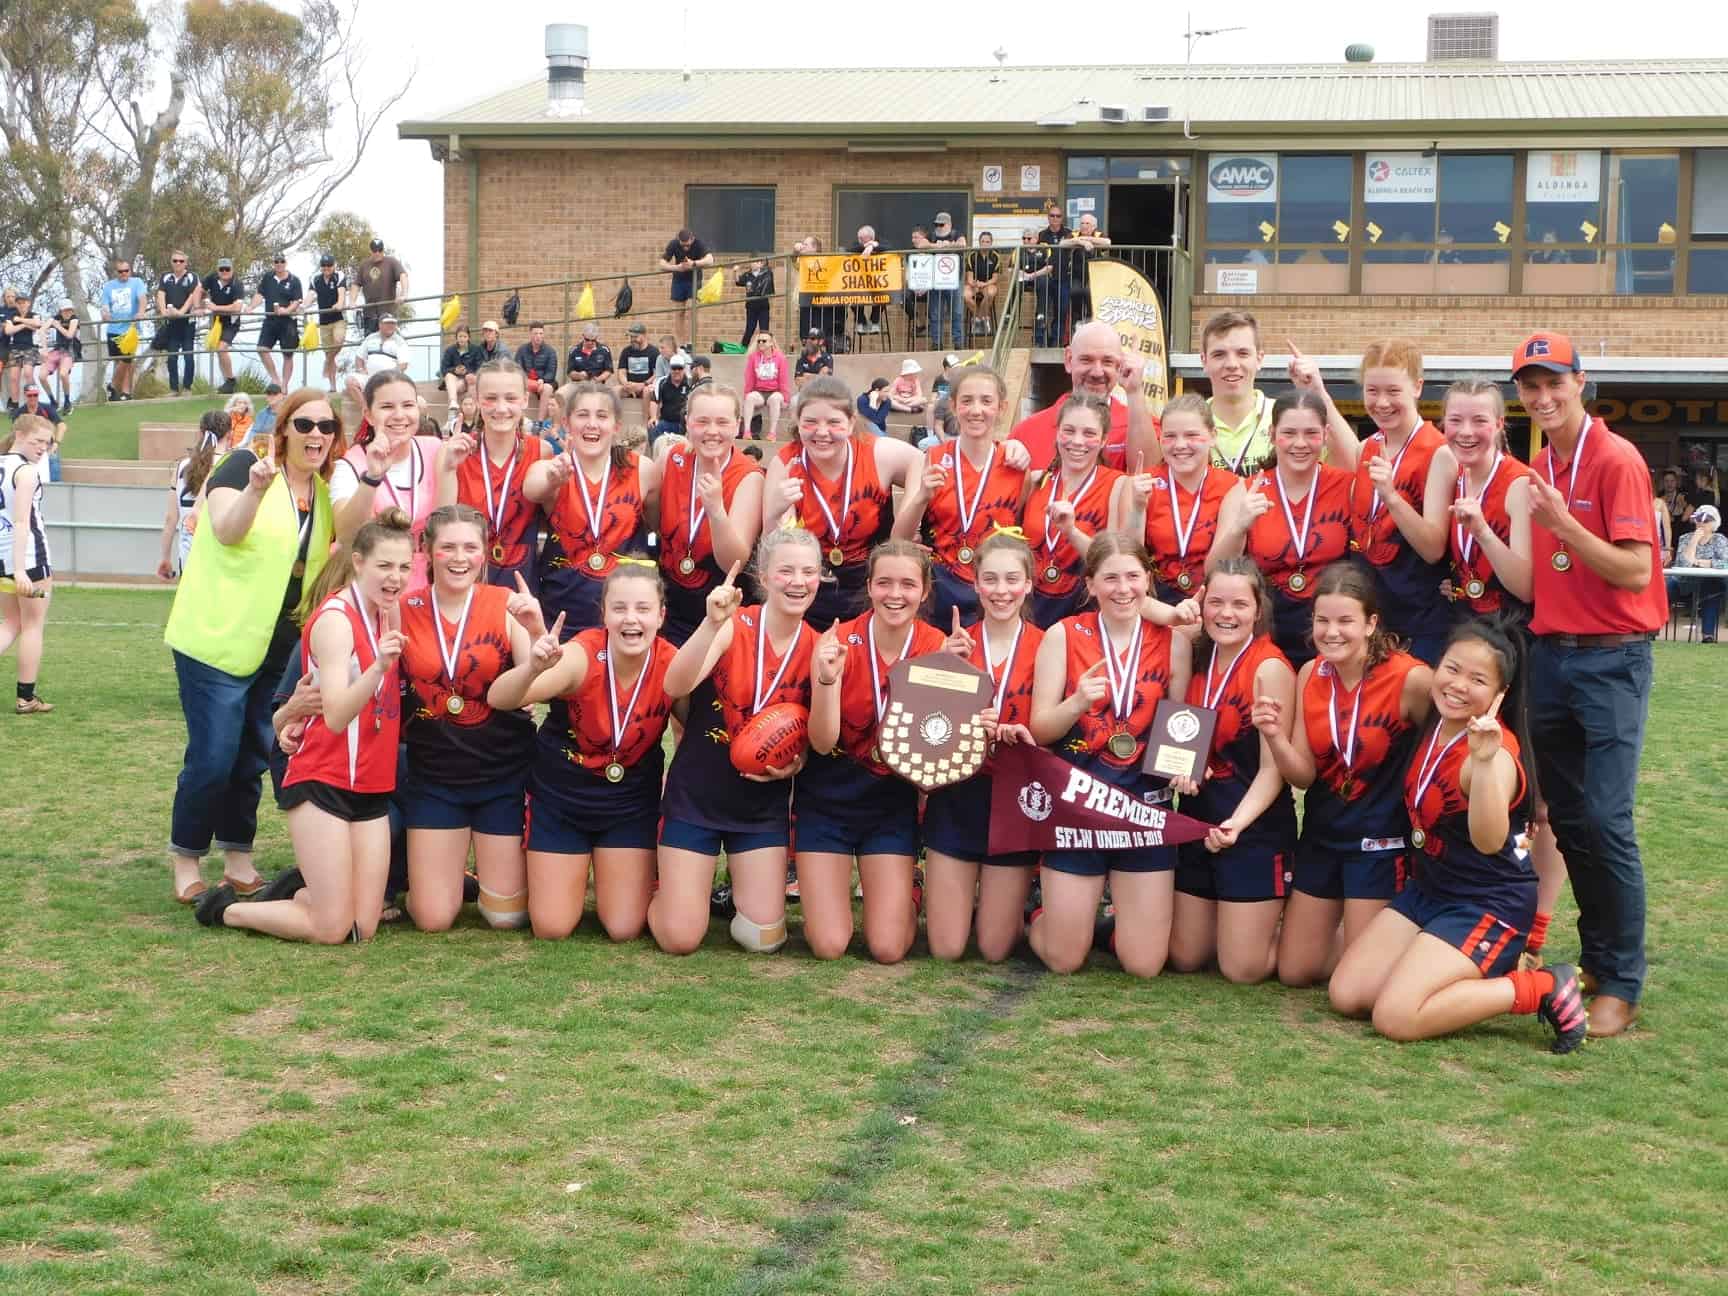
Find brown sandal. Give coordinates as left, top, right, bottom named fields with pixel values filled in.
left=222, top=874, right=267, bottom=898
left=174, top=878, right=208, bottom=905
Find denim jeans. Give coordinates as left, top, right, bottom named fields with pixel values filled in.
left=1528, top=636, right=1654, bottom=1002
left=158, top=320, right=195, bottom=391
left=1666, top=575, right=1722, bottom=638
left=169, top=623, right=296, bottom=858
left=929, top=289, right=964, bottom=349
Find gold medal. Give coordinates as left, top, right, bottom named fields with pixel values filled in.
left=1410, top=827, right=1427, bottom=850
left=446, top=694, right=465, bottom=716
left=678, top=555, right=696, bottom=576
left=1044, top=564, right=1061, bottom=583
left=587, top=552, right=607, bottom=572
left=828, top=546, right=846, bottom=568
left=872, top=745, right=884, bottom=764
left=1464, top=578, right=1486, bottom=601
left=491, top=543, right=506, bottom=563
left=1339, top=776, right=1355, bottom=800
left=957, top=545, right=975, bottom=566
left=1551, top=550, right=1572, bottom=573
left=291, top=560, right=306, bottom=578
left=604, top=760, right=626, bottom=783
left=1287, top=570, right=1308, bottom=594
left=1176, top=570, right=1193, bottom=591
left=1107, top=731, right=1136, bottom=759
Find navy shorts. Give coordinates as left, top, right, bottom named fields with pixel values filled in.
left=1043, top=843, right=1174, bottom=877
left=922, top=779, right=1037, bottom=868
left=280, top=779, right=391, bottom=823
left=927, top=563, right=981, bottom=630
left=793, top=810, right=918, bottom=859
left=1292, top=839, right=1408, bottom=901
left=1390, top=886, right=1527, bottom=977
left=1405, top=632, right=1447, bottom=668
left=670, top=276, right=694, bottom=303
left=399, top=772, right=526, bottom=836
left=659, top=816, right=788, bottom=857
left=524, top=792, right=657, bottom=855
left=258, top=316, right=300, bottom=352
left=1176, top=841, right=1294, bottom=902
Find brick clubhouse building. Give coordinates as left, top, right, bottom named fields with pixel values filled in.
left=401, top=28, right=1728, bottom=473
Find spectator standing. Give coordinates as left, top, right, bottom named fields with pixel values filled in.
left=1018, top=228, right=1056, bottom=346
left=514, top=322, right=558, bottom=391
left=794, top=330, right=833, bottom=388
left=224, top=392, right=256, bottom=453
left=792, top=234, right=826, bottom=343
left=344, top=315, right=410, bottom=411
left=928, top=211, right=967, bottom=350
left=736, top=257, right=776, bottom=347
left=650, top=351, right=692, bottom=447
left=1061, top=213, right=1111, bottom=326
left=1008, top=319, right=1151, bottom=469
left=849, top=226, right=884, bottom=336
left=1035, top=204, right=1073, bottom=345
left=616, top=322, right=657, bottom=424
left=965, top=232, right=1001, bottom=336
left=440, top=324, right=480, bottom=409
left=0, top=290, right=13, bottom=400
left=566, top=322, right=614, bottom=384
left=311, top=253, right=352, bottom=392
left=740, top=330, right=791, bottom=440
left=356, top=238, right=408, bottom=334
left=99, top=259, right=149, bottom=401
left=4, top=292, right=46, bottom=411
left=658, top=228, right=714, bottom=347
left=248, top=253, right=304, bottom=389
left=42, top=300, right=81, bottom=410
left=154, top=251, right=201, bottom=395
left=902, top=226, right=934, bottom=340
left=857, top=378, right=892, bottom=435
left=201, top=258, right=245, bottom=393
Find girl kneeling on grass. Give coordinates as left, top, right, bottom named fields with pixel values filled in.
left=198, top=509, right=414, bottom=942
left=1326, top=619, right=1588, bottom=1052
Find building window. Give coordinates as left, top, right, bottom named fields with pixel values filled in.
left=1611, top=153, right=1678, bottom=294
left=1202, top=153, right=1348, bottom=293
left=686, top=186, right=776, bottom=254
left=1523, top=150, right=1605, bottom=292
left=1362, top=152, right=1511, bottom=293
left=834, top=189, right=971, bottom=251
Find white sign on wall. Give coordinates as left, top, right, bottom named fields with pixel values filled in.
left=1206, top=154, right=1278, bottom=205
left=1214, top=268, right=1259, bottom=294
left=1527, top=150, right=1602, bottom=204
left=1364, top=153, right=1438, bottom=203
left=932, top=253, right=961, bottom=290
left=906, top=254, right=933, bottom=292
left=1020, top=164, right=1041, bottom=193
left=982, top=165, right=1004, bottom=193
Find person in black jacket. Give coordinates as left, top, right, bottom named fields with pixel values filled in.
left=440, top=324, right=481, bottom=409
left=736, top=258, right=775, bottom=347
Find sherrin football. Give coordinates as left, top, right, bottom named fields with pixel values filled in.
left=730, top=702, right=810, bottom=775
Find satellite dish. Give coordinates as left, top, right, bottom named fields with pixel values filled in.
left=1345, top=43, right=1375, bottom=63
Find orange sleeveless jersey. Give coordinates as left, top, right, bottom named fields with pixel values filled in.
left=711, top=604, right=816, bottom=731
left=1243, top=463, right=1354, bottom=598
left=1024, top=465, right=1121, bottom=596
left=920, top=440, right=1028, bottom=581
left=832, top=612, right=949, bottom=770
left=398, top=582, right=515, bottom=723
left=659, top=446, right=762, bottom=589
left=454, top=435, right=547, bottom=568
left=1301, top=650, right=1423, bottom=802
left=545, top=452, right=646, bottom=578
left=1058, top=611, right=1175, bottom=768
left=1184, top=633, right=1289, bottom=783
left=552, top=628, right=678, bottom=773
left=1449, top=454, right=1530, bottom=616
left=778, top=440, right=892, bottom=565
left=1144, top=465, right=1236, bottom=593
left=1348, top=422, right=1444, bottom=564
left=962, top=618, right=1044, bottom=729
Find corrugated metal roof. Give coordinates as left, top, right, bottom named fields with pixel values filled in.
left=403, top=61, right=1728, bottom=135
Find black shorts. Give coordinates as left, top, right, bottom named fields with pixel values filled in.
left=106, top=336, right=135, bottom=359
left=258, top=316, right=300, bottom=352
left=279, top=779, right=391, bottom=823
left=361, top=306, right=386, bottom=335
left=1, top=563, right=50, bottom=584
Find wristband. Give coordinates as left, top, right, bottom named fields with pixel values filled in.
left=360, top=470, right=384, bottom=488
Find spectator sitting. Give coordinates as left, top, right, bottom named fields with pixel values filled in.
left=794, top=330, right=833, bottom=388
left=566, top=322, right=614, bottom=384
left=473, top=319, right=504, bottom=367
left=736, top=258, right=775, bottom=347
left=615, top=322, right=656, bottom=428
left=1017, top=229, right=1056, bottom=346
left=650, top=351, right=692, bottom=447
left=514, top=321, right=558, bottom=392
left=890, top=359, right=926, bottom=413
left=856, top=378, right=892, bottom=436
left=5, top=292, right=46, bottom=413
left=741, top=330, right=791, bottom=440
left=689, top=355, right=713, bottom=392
left=903, top=226, right=933, bottom=339
left=849, top=226, right=884, bottom=337
left=440, top=323, right=480, bottom=409
left=446, top=391, right=478, bottom=438
left=965, top=232, right=1001, bottom=336
left=536, top=384, right=565, bottom=451
left=43, top=299, right=82, bottom=410
left=658, top=227, right=714, bottom=345
left=223, top=392, right=255, bottom=451
left=253, top=384, right=286, bottom=443
left=1668, top=505, right=1728, bottom=642
left=344, top=314, right=410, bottom=412
left=932, top=352, right=959, bottom=404
left=917, top=397, right=958, bottom=452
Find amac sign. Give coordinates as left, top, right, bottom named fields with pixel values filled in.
left=1208, top=154, right=1277, bottom=204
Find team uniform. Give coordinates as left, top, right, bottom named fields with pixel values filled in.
left=454, top=434, right=548, bottom=592
left=200, top=272, right=244, bottom=346
left=526, top=629, right=677, bottom=855
left=1349, top=423, right=1451, bottom=663
left=1175, top=636, right=1297, bottom=901
left=918, top=441, right=1027, bottom=627
left=1449, top=452, right=1531, bottom=620
left=1241, top=464, right=1353, bottom=667
left=1392, top=724, right=1534, bottom=977
left=334, top=437, right=443, bottom=585
left=395, top=584, right=534, bottom=835
left=778, top=441, right=892, bottom=628
left=281, top=591, right=402, bottom=821
left=1024, top=464, right=1121, bottom=627
left=661, top=605, right=815, bottom=855
left=538, top=451, right=648, bottom=634
left=923, top=619, right=1044, bottom=867
left=0, top=451, right=50, bottom=581
left=1045, top=612, right=1177, bottom=875
left=1144, top=464, right=1235, bottom=605
left=658, top=446, right=762, bottom=644
left=170, top=457, right=200, bottom=573
left=793, top=613, right=947, bottom=857
left=255, top=271, right=303, bottom=352
left=1292, top=651, right=1424, bottom=901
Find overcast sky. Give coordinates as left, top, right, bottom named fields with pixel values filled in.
left=321, top=1, right=1717, bottom=302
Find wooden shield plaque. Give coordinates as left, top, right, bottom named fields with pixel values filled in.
left=880, top=651, right=992, bottom=791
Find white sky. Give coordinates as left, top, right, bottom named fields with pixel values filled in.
left=324, top=1, right=1720, bottom=302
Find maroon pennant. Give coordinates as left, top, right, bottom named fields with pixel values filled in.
left=987, top=742, right=1216, bottom=855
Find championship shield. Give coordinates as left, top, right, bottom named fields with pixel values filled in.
left=880, top=652, right=992, bottom=791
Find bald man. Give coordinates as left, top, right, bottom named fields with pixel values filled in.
left=1008, top=319, right=1158, bottom=471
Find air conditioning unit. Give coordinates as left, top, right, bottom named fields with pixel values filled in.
left=1142, top=105, right=1170, bottom=122
left=1099, top=104, right=1129, bottom=123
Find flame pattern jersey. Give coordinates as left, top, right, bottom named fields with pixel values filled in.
left=1403, top=722, right=1535, bottom=915
left=1024, top=465, right=1122, bottom=598
left=1057, top=611, right=1175, bottom=769
left=777, top=440, right=892, bottom=567
left=1449, top=454, right=1531, bottom=618
left=453, top=435, right=547, bottom=578
left=1182, top=634, right=1296, bottom=844
left=1348, top=422, right=1451, bottom=639
left=658, top=447, right=762, bottom=590
left=1299, top=650, right=1424, bottom=850
left=919, top=442, right=1028, bottom=583
left=537, top=628, right=676, bottom=778
left=1143, top=465, right=1236, bottom=597
left=541, top=453, right=647, bottom=581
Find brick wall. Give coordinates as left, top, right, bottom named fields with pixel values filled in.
left=441, top=145, right=1064, bottom=352
left=1187, top=293, right=1728, bottom=358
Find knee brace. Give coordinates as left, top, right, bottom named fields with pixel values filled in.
left=478, top=885, right=529, bottom=930
left=730, top=908, right=787, bottom=954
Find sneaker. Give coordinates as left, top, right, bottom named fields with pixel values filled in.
left=195, top=882, right=239, bottom=928
left=1537, top=963, right=1589, bottom=1054
left=253, top=867, right=305, bottom=903
left=710, top=884, right=737, bottom=919
left=219, top=379, right=238, bottom=395
left=14, top=697, right=53, bottom=715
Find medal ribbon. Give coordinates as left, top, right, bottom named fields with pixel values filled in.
left=685, top=453, right=714, bottom=561
left=981, top=620, right=1024, bottom=717
left=750, top=613, right=799, bottom=716
left=953, top=442, right=996, bottom=542
left=1097, top=615, right=1143, bottom=725
left=1412, top=723, right=1468, bottom=823
left=1203, top=640, right=1250, bottom=711
left=1543, top=417, right=1593, bottom=515
left=605, top=638, right=653, bottom=766
left=801, top=442, right=854, bottom=548
left=433, top=586, right=475, bottom=697
left=1166, top=469, right=1205, bottom=560
left=379, top=438, right=421, bottom=521
left=1273, top=466, right=1319, bottom=564
left=1044, top=465, right=1098, bottom=555
left=281, top=466, right=314, bottom=560
left=571, top=448, right=612, bottom=550
left=348, top=585, right=387, bottom=723
left=1326, top=664, right=1365, bottom=772
left=866, top=612, right=917, bottom=728
left=1454, top=451, right=1503, bottom=567
left=478, top=437, right=519, bottom=541
left=1367, top=429, right=1416, bottom=521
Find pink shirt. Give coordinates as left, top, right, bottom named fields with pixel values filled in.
left=744, top=350, right=791, bottom=399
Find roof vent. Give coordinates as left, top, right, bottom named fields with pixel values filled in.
left=1142, top=105, right=1170, bottom=122
left=1099, top=104, right=1129, bottom=123
left=546, top=24, right=589, bottom=117
left=1426, top=12, right=1498, bottom=60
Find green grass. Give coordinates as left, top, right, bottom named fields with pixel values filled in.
left=61, top=396, right=227, bottom=461
left=2, top=587, right=1725, bottom=1295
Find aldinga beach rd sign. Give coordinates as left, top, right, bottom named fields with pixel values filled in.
left=1207, top=154, right=1278, bottom=204
left=799, top=253, right=905, bottom=307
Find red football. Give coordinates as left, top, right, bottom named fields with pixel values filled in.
left=730, top=702, right=810, bottom=775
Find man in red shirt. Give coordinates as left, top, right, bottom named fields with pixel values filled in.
left=1009, top=319, right=1156, bottom=472
left=1516, top=331, right=1665, bottom=1038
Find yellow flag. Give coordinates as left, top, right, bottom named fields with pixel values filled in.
left=1084, top=260, right=1168, bottom=416
left=116, top=324, right=139, bottom=356
left=439, top=294, right=461, bottom=329
left=301, top=318, right=321, bottom=350
left=576, top=283, right=596, bottom=320
left=207, top=317, right=223, bottom=349
left=696, top=268, right=724, bottom=305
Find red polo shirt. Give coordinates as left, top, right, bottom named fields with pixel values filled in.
left=1530, top=419, right=1667, bottom=635
left=1009, top=394, right=1136, bottom=472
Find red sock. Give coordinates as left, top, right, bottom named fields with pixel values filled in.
left=1525, top=911, right=1551, bottom=955
left=1507, top=968, right=1556, bottom=1015
left=1026, top=906, right=1043, bottom=930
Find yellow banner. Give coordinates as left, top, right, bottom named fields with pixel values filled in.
left=1086, top=260, right=1169, bottom=413
left=798, top=253, right=905, bottom=301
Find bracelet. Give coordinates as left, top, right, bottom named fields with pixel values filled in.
left=360, top=470, right=384, bottom=487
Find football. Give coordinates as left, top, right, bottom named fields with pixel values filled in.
left=730, top=702, right=810, bottom=775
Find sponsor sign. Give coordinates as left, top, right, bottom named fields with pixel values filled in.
left=1214, top=268, right=1259, bottom=294
left=1527, top=150, right=1602, bottom=204
left=799, top=253, right=904, bottom=307
left=1207, top=154, right=1278, bottom=204
left=1086, top=259, right=1169, bottom=412
left=1364, top=152, right=1437, bottom=203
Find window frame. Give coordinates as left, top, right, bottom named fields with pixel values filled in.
left=685, top=184, right=778, bottom=256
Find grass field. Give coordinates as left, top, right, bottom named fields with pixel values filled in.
left=58, top=396, right=228, bottom=461
left=2, top=588, right=1725, bottom=1295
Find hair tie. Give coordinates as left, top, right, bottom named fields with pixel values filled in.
left=613, top=555, right=656, bottom=568
left=989, top=524, right=1029, bottom=543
